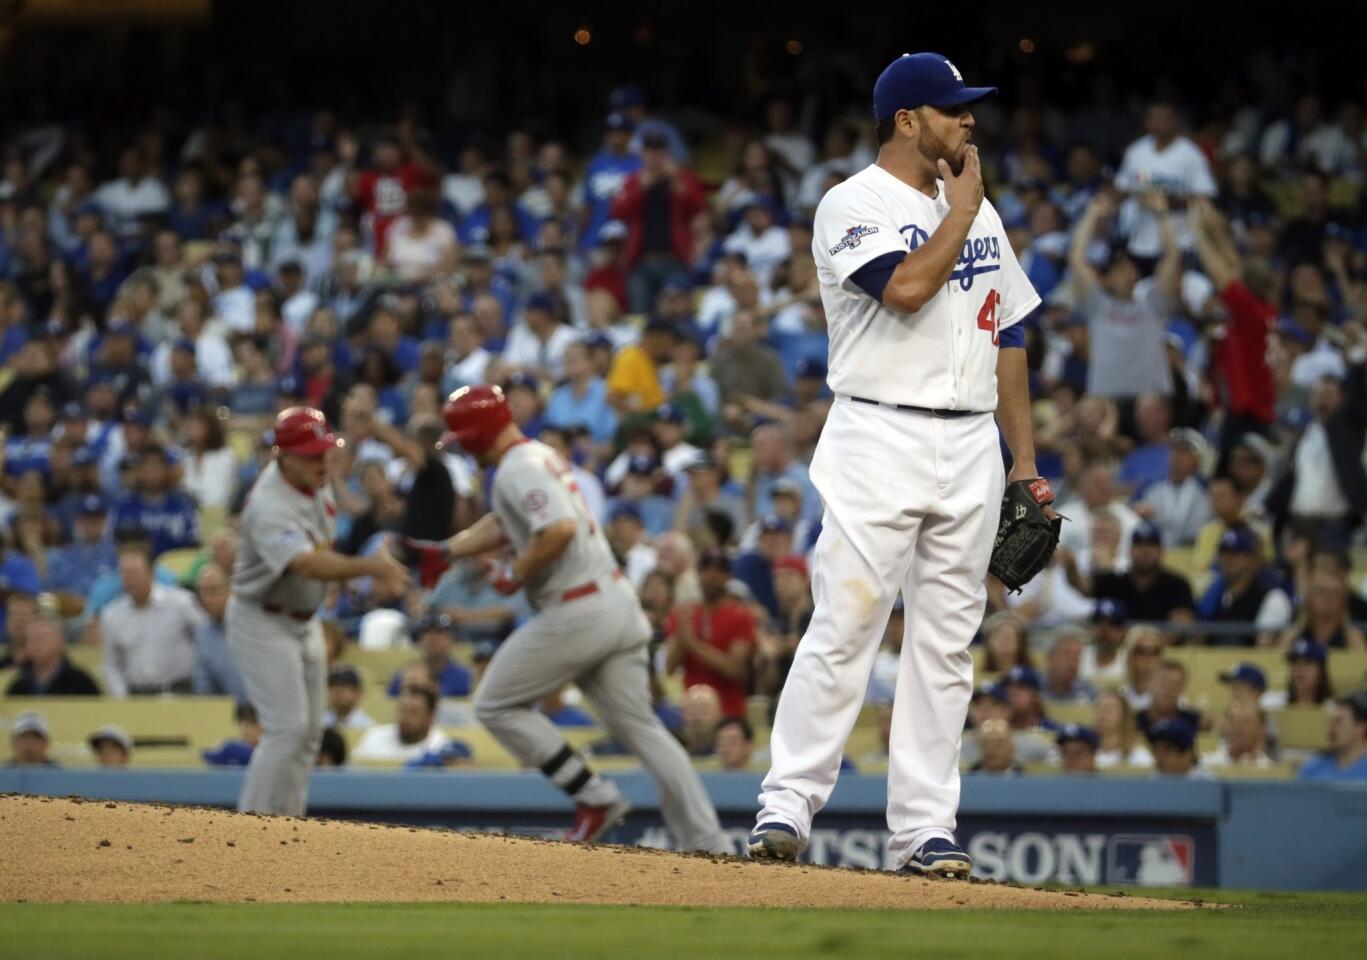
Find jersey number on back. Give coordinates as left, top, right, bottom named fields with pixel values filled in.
left=545, top=456, right=597, bottom=535
left=976, top=289, right=1000, bottom=346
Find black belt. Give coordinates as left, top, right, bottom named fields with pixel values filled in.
left=128, top=681, right=193, bottom=696
left=846, top=395, right=986, bottom=418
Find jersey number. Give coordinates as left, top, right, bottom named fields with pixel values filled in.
left=976, top=289, right=1000, bottom=346
left=545, top=456, right=597, bottom=535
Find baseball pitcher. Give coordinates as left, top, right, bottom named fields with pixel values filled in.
left=749, top=53, right=1057, bottom=877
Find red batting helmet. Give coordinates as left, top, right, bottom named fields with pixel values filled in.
left=273, top=406, right=342, bottom=457
left=442, top=385, right=513, bottom=455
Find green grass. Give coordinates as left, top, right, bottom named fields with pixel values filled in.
left=1, top=892, right=1365, bottom=959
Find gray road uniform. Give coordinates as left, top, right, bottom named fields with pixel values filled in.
left=475, top=439, right=726, bottom=852
left=227, top=460, right=337, bottom=815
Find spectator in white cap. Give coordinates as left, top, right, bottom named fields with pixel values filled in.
left=6, top=712, right=56, bottom=767
left=88, top=725, right=133, bottom=768
left=1135, top=428, right=1213, bottom=547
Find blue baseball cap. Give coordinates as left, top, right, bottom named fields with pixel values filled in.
left=505, top=371, right=540, bottom=393
left=277, top=374, right=304, bottom=397
left=1286, top=638, right=1328, bottom=665
left=1092, top=598, right=1128, bottom=624
left=122, top=405, right=153, bottom=427
left=1147, top=717, right=1196, bottom=751
left=77, top=494, right=109, bottom=516
left=605, top=112, right=635, bottom=133
left=1004, top=664, right=1042, bottom=691
left=172, top=338, right=197, bottom=355
left=1219, top=663, right=1267, bottom=692
left=72, top=447, right=98, bottom=467
left=415, top=613, right=456, bottom=636
left=1218, top=526, right=1258, bottom=554
left=1056, top=724, right=1100, bottom=750
left=794, top=357, right=827, bottom=380
left=759, top=515, right=793, bottom=535
left=609, top=502, right=644, bottom=524
left=327, top=664, right=362, bottom=687
left=980, top=683, right=1009, bottom=704
left=584, top=331, right=614, bottom=351
left=873, top=53, right=997, bottom=120
left=654, top=404, right=686, bottom=425
left=1131, top=521, right=1164, bottom=545
left=525, top=292, right=557, bottom=315
left=626, top=454, right=658, bottom=476
left=61, top=401, right=86, bottom=420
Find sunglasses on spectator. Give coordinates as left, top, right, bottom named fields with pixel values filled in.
left=1132, top=645, right=1163, bottom=656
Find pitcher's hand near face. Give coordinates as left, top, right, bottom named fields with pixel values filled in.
left=938, top=144, right=983, bottom=216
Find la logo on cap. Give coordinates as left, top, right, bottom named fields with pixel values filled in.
left=944, top=58, right=963, bottom=81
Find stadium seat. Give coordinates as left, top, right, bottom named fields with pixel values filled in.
left=1276, top=709, right=1332, bottom=751
left=1045, top=701, right=1094, bottom=727
left=198, top=505, right=229, bottom=540
left=0, top=696, right=237, bottom=768
left=1328, top=652, right=1367, bottom=695
left=158, top=548, right=203, bottom=583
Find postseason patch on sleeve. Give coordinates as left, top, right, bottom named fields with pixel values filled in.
left=829, top=224, right=879, bottom=255
left=523, top=489, right=549, bottom=514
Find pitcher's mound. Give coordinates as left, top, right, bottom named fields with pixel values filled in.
left=0, top=795, right=1192, bottom=910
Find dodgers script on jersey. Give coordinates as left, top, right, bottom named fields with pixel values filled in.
left=491, top=439, right=619, bottom=609
left=813, top=163, right=1040, bottom=410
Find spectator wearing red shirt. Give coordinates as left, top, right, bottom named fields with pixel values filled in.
left=611, top=132, right=706, bottom=314
left=665, top=549, right=755, bottom=718
left=346, top=132, right=435, bottom=259
left=1189, top=198, right=1275, bottom=462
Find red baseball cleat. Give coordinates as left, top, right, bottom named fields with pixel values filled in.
left=565, top=799, right=633, bottom=843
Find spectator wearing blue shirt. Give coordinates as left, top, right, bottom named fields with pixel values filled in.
left=457, top=170, right=542, bottom=245
left=386, top=614, right=472, bottom=698
left=367, top=305, right=421, bottom=375
left=190, top=563, right=248, bottom=701
left=611, top=84, right=689, bottom=164
left=4, top=388, right=58, bottom=480
left=747, top=422, right=820, bottom=524
left=1299, top=692, right=1367, bottom=781
left=426, top=560, right=528, bottom=645
left=605, top=455, right=675, bottom=536
left=45, top=494, right=118, bottom=598
left=83, top=526, right=180, bottom=618
left=1117, top=393, right=1173, bottom=495
left=579, top=113, right=644, bottom=250
left=0, top=546, right=42, bottom=638
left=545, top=341, right=617, bottom=445
left=540, top=690, right=596, bottom=727
left=733, top=516, right=795, bottom=621
left=111, top=446, right=199, bottom=558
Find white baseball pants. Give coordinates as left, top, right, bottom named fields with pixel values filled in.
left=756, top=399, right=1004, bottom=867
left=227, top=598, right=327, bottom=816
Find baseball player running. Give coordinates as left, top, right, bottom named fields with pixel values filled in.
left=229, top=407, right=410, bottom=815
left=749, top=53, right=1052, bottom=877
left=433, top=385, right=727, bottom=851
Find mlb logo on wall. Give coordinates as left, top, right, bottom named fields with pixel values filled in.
left=830, top=224, right=879, bottom=255
left=1107, top=835, right=1195, bottom=886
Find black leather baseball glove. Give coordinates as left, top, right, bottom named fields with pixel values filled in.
left=989, top=478, right=1063, bottom=592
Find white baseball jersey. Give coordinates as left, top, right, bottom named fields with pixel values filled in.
left=812, top=163, right=1040, bottom=411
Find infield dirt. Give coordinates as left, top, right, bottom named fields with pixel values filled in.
left=0, top=794, right=1196, bottom=910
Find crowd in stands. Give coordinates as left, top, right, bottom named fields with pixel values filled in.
left=2, top=64, right=1367, bottom=783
